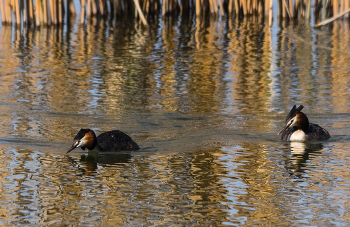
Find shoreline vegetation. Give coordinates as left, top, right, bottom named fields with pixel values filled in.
left=0, top=0, right=349, bottom=28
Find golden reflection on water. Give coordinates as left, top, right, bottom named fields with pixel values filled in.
left=0, top=15, right=350, bottom=225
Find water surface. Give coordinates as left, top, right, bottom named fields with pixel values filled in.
left=0, top=15, right=350, bottom=226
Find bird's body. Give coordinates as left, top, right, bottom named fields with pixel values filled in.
left=280, top=122, right=330, bottom=141
left=95, top=130, right=139, bottom=151
left=67, top=129, right=139, bottom=153
left=278, top=105, right=330, bottom=142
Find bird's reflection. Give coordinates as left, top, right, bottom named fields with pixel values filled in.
left=287, top=142, right=323, bottom=174
left=66, top=152, right=132, bottom=176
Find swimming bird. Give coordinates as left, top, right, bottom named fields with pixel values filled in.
left=67, top=129, right=139, bottom=153
left=278, top=105, right=330, bottom=141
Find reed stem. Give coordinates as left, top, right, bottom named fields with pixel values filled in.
left=0, top=0, right=6, bottom=23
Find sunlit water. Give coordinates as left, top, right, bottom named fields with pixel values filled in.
left=1, top=13, right=350, bottom=226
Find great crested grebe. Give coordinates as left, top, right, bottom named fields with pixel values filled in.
left=67, top=129, right=139, bottom=153
left=278, top=105, right=330, bottom=141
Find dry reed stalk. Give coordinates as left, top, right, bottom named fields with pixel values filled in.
left=242, top=0, right=247, bottom=15
left=5, top=0, right=11, bottom=23
left=301, top=1, right=304, bottom=17
left=235, top=0, right=239, bottom=15
left=169, top=0, right=173, bottom=14
left=87, top=0, right=91, bottom=17
left=252, top=0, right=256, bottom=13
left=5, top=0, right=10, bottom=23
left=58, top=0, right=62, bottom=24
left=11, top=0, right=15, bottom=24
left=146, top=0, right=150, bottom=14
left=81, top=0, right=85, bottom=23
left=209, top=0, right=213, bottom=13
left=333, top=0, right=339, bottom=15
left=282, top=0, right=291, bottom=18
left=265, top=0, right=269, bottom=16
left=196, top=0, right=200, bottom=15
left=258, top=0, right=262, bottom=14
left=39, top=0, right=43, bottom=24
left=143, top=0, right=147, bottom=12
left=1, top=0, right=6, bottom=23
left=346, top=0, right=349, bottom=18
left=134, top=0, right=147, bottom=25
left=228, top=0, right=233, bottom=13
left=211, top=0, right=218, bottom=13
left=162, top=0, right=166, bottom=15
left=50, top=0, right=53, bottom=24
left=91, top=0, right=97, bottom=14
left=306, top=0, right=311, bottom=21
left=247, top=0, right=250, bottom=14
left=15, top=0, right=20, bottom=25
left=99, top=0, right=104, bottom=15
left=289, top=0, right=293, bottom=18
left=321, top=0, right=326, bottom=20
left=29, top=0, right=34, bottom=24
left=282, top=0, right=286, bottom=17
left=35, top=0, right=41, bottom=26
left=269, top=0, right=273, bottom=25
left=69, top=0, right=76, bottom=15
left=252, top=0, right=256, bottom=14
left=24, top=0, right=29, bottom=24
left=25, top=0, right=30, bottom=24
left=50, top=0, right=55, bottom=24
left=315, top=7, right=350, bottom=27
left=43, top=0, right=48, bottom=24
left=54, top=0, right=58, bottom=24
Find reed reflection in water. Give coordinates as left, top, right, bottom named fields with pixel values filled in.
left=0, top=14, right=350, bottom=226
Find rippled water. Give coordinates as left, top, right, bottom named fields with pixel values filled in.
left=1, top=13, right=350, bottom=226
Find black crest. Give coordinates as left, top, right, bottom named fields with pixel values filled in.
left=74, top=129, right=92, bottom=140
left=285, top=105, right=304, bottom=123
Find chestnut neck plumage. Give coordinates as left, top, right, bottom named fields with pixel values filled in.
left=81, top=129, right=98, bottom=150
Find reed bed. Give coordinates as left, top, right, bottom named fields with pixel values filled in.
left=0, top=0, right=349, bottom=27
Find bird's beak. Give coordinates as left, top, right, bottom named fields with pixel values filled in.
left=66, top=145, right=78, bottom=154
left=277, top=121, right=293, bottom=135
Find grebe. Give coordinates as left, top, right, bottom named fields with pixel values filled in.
left=278, top=105, right=330, bottom=141
left=67, top=129, right=139, bottom=153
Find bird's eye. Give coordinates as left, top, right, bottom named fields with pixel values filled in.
left=76, top=140, right=81, bottom=146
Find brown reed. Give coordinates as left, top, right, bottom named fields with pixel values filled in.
left=0, top=0, right=349, bottom=27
